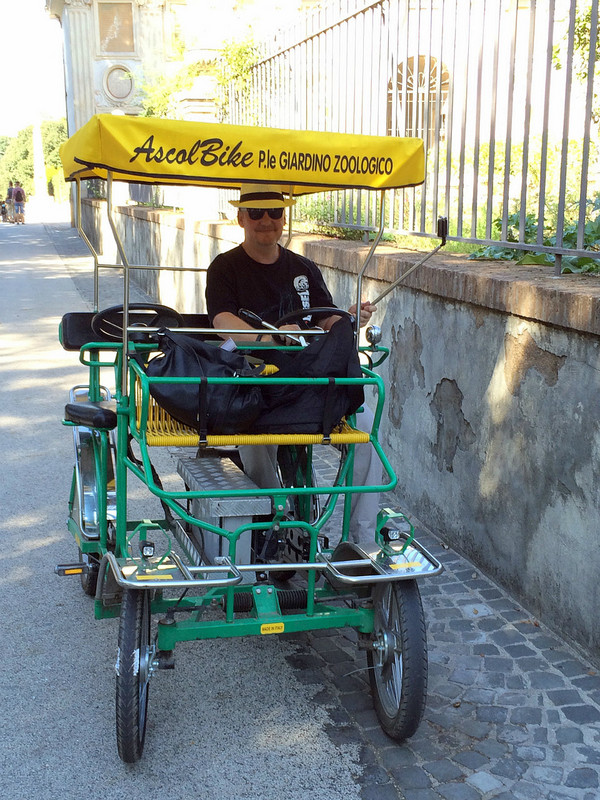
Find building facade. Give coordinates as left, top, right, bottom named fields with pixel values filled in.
left=46, top=0, right=322, bottom=134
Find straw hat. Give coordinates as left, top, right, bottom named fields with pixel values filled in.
left=229, top=183, right=296, bottom=208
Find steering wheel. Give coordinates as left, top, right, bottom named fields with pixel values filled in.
left=275, top=306, right=355, bottom=328
left=91, top=303, right=185, bottom=341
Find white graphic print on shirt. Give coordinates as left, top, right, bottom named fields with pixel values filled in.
left=294, top=275, right=311, bottom=309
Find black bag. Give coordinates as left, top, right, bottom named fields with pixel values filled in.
left=251, top=316, right=364, bottom=435
left=14, top=188, right=24, bottom=202
left=143, top=330, right=264, bottom=436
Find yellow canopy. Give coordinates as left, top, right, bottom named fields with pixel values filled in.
left=60, top=114, right=424, bottom=193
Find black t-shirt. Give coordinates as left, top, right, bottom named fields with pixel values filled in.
left=206, top=245, right=334, bottom=327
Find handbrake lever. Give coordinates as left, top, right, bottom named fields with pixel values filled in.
left=238, top=308, right=306, bottom=346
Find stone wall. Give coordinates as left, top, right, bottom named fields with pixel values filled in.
left=81, top=198, right=600, bottom=661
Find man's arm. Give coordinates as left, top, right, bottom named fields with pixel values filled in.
left=212, top=311, right=303, bottom=344
left=212, top=311, right=265, bottom=342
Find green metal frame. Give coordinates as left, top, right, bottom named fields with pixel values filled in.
left=62, top=174, right=444, bottom=653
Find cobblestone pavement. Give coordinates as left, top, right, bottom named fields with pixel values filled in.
left=301, top=450, right=600, bottom=800
left=46, top=219, right=600, bottom=799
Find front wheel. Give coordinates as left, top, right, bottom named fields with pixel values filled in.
left=367, top=580, right=427, bottom=741
left=116, top=589, right=153, bottom=762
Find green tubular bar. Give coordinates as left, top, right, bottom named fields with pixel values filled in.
left=156, top=605, right=375, bottom=649
left=125, top=358, right=397, bottom=505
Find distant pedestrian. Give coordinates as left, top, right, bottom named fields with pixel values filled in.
left=6, top=180, right=15, bottom=223
left=13, top=181, right=26, bottom=224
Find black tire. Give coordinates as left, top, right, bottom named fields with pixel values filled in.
left=367, top=580, right=427, bottom=741
left=78, top=549, right=99, bottom=596
left=116, top=589, right=152, bottom=762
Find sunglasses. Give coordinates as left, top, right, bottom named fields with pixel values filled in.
left=245, top=207, right=284, bottom=220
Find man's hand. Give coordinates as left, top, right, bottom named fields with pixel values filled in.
left=348, top=301, right=377, bottom=328
left=275, top=323, right=305, bottom=346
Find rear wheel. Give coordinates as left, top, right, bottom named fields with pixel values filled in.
left=116, top=589, right=153, bottom=762
left=368, top=580, right=427, bottom=741
left=71, top=481, right=100, bottom=597
left=78, top=549, right=99, bottom=596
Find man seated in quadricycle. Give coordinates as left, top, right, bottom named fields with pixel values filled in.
left=206, top=183, right=382, bottom=543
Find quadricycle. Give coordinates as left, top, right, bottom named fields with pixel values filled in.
left=56, top=114, right=444, bottom=762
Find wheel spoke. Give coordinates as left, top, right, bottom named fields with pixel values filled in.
left=367, top=580, right=428, bottom=742
left=116, top=589, right=152, bottom=762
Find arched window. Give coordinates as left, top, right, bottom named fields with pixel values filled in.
left=387, top=55, right=449, bottom=142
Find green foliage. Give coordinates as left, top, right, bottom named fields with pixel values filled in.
left=215, top=37, right=262, bottom=122
left=42, top=119, right=68, bottom=170
left=42, top=119, right=69, bottom=201
left=0, top=119, right=68, bottom=201
left=0, top=127, right=33, bottom=197
left=469, top=197, right=600, bottom=274
left=138, top=61, right=209, bottom=118
left=0, top=136, right=10, bottom=160
left=554, top=1, right=600, bottom=122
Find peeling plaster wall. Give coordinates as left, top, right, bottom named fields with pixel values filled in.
left=373, top=290, right=600, bottom=658
left=82, top=201, right=600, bottom=659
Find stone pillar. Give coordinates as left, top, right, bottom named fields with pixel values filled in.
left=61, top=0, right=95, bottom=133
left=135, top=0, right=166, bottom=65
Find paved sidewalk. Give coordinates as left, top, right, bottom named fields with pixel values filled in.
left=304, top=449, right=600, bottom=800
left=45, top=219, right=600, bottom=799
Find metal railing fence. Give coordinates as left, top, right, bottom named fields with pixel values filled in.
left=223, top=0, right=599, bottom=266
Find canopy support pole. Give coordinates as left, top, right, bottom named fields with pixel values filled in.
left=73, top=177, right=101, bottom=312
left=282, top=185, right=294, bottom=249
left=355, top=190, right=386, bottom=343
left=106, top=172, right=131, bottom=396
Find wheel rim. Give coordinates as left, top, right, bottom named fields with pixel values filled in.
left=116, top=589, right=154, bottom=761
left=373, top=585, right=404, bottom=716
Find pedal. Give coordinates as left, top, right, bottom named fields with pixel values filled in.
left=55, top=563, right=88, bottom=577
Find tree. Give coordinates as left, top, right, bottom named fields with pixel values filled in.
left=554, top=1, right=600, bottom=122
left=572, top=2, right=600, bottom=122
left=0, top=136, right=10, bottom=161
left=42, top=119, right=70, bottom=201
left=138, top=61, right=211, bottom=118
left=0, top=119, right=68, bottom=201
left=215, top=36, right=261, bottom=122
left=0, top=128, right=33, bottom=198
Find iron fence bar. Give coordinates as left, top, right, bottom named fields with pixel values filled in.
left=224, top=0, right=598, bottom=264
left=536, top=0, right=556, bottom=249
left=402, top=0, right=414, bottom=230
left=471, top=0, right=486, bottom=240
left=556, top=0, right=578, bottom=256
left=456, top=0, right=473, bottom=238
left=501, top=0, right=519, bottom=243
left=420, top=0, right=433, bottom=232
left=518, top=0, right=536, bottom=245
left=486, top=0, right=502, bottom=241
left=430, top=0, right=445, bottom=230
left=331, top=0, right=340, bottom=132
left=443, top=0, right=458, bottom=228
left=577, top=0, right=599, bottom=250
left=253, top=0, right=386, bottom=67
